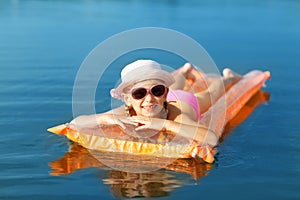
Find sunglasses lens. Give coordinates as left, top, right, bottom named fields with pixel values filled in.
left=132, top=88, right=147, bottom=100
left=131, top=85, right=166, bottom=100
left=151, top=85, right=165, bottom=97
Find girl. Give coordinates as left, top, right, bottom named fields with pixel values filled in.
left=71, top=60, right=241, bottom=147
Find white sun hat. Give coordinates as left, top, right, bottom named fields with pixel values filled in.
left=110, top=59, right=175, bottom=99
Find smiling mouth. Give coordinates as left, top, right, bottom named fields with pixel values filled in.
left=141, top=104, right=164, bottom=117
left=142, top=105, right=156, bottom=110
left=142, top=105, right=155, bottom=108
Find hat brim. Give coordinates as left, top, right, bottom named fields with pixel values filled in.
left=110, top=69, right=175, bottom=99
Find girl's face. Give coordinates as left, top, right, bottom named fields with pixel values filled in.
left=126, top=80, right=168, bottom=117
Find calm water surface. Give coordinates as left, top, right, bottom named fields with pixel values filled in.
left=1, top=0, right=299, bottom=199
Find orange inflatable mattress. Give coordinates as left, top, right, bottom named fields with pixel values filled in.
left=48, top=70, right=270, bottom=163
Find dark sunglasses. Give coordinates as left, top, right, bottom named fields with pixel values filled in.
left=131, top=84, right=166, bottom=100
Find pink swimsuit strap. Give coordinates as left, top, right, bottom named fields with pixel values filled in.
left=167, top=89, right=202, bottom=121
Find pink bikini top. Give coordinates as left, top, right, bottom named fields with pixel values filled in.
left=167, top=89, right=202, bottom=121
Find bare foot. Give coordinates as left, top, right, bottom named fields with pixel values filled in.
left=221, top=68, right=243, bottom=92
left=180, top=63, right=196, bottom=81
left=222, top=68, right=242, bottom=82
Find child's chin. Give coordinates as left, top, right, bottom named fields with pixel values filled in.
left=142, top=110, right=160, bottom=117
left=142, top=113, right=157, bottom=117
left=141, top=107, right=162, bottom=117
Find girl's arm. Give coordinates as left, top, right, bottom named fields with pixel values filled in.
left=70, top=106, right=135, bottom=129
left=69, top=107, right=217, bottom=146
left=130, top=116, right=218, bottom=147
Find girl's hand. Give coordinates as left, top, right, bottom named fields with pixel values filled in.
left=129, top=116, right=218, bottom=147
left=101, top=115, right=139, bottom=129
left=128, top=116, right=167, bottom=131
left=69, top=114, right=138, bottom=130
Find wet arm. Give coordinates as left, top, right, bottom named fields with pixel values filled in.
left=164, top=119, right=218, bottom=146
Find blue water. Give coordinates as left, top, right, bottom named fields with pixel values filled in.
left=1, top=0, right=300, bottom=199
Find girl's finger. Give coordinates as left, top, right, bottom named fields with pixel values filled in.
left=115, top=120, right=126, bottom=129
left=129, top=118, right=150, bottom=124
left=135, top=125, right=149, bottom=131
left=130, top=116, right=151, bottom=121
left=119, top=118, right=139, bottom=126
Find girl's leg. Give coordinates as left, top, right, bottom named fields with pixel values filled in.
left=170, top=63, right=195, bottom=90
left=195, top=68, right=242, bottom=114
left=170, top=64, right=242, bottom=113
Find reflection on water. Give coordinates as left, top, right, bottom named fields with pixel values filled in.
left=104, top=170, right=192, bottom=198
left=49, top=91, right=270, bottom=198
left=104, top=170, right=178, bottom=198
left=50, top=143, right=213, bottom=198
